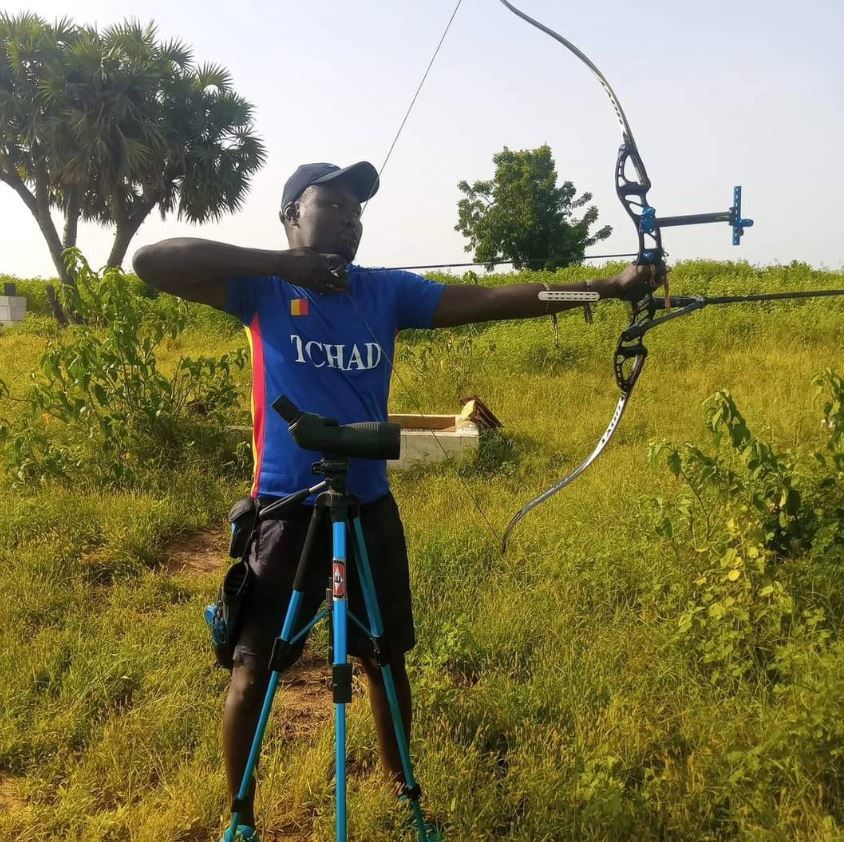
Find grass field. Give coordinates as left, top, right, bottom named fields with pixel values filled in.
left=0, top=260, right=842, bottom=841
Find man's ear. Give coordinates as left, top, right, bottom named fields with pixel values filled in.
left=281, top=202, right=299, bottom=228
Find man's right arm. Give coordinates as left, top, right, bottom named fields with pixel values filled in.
left=131, top=238, right=349, bottom=310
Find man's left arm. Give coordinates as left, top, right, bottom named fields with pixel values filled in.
left=431, top=264, right=663, bottom=328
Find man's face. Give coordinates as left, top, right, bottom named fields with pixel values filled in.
left=282, top=182, right=363, bottom=262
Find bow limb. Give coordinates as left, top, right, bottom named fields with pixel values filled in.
left=496, top=0, right=635, bottom=141
left=495, top=0, right=664, bottom=272
left=501, top=390, right=632, bottom=552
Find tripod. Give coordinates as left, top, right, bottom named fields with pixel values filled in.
left=223, top=454, right=437, bottom=841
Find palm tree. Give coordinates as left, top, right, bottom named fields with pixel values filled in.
left=0, top=14, right=266, bottom=287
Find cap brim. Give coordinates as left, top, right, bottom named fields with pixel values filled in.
left=312, top=161, right=379, bottom=203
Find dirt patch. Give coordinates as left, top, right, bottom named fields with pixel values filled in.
left=158, top=527, right=229, bottom=575
left=156, top=528, right=343, bottom=737
left=259, top=822, right=312, bottom=842
left=264, top=830, right=310, bottom=842
left=0, top=774, right=32, bottom=819
left=274, top=653, right=333, bottom=742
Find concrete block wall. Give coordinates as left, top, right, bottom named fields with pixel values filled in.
left=0, top=295, right=27, bottom=324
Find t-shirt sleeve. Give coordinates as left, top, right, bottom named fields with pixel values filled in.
left=224, top=276, right=276, bottom=324
left=393, top=271, right=446, bottom=330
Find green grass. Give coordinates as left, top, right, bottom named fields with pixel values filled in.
left=0, top=261, right=843, bottom=840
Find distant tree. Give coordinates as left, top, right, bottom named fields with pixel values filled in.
left=455, top=145, right=611, bottom=271
left=0, top=13, right=265, bottom=286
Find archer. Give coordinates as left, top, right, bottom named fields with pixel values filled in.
left=132, top=159, right=664, bottom=842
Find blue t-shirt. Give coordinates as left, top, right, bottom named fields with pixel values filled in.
left=225, top=265, right=445, bottom=503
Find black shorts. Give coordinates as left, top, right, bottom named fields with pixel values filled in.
left=232, top=492, right=415, bottom=671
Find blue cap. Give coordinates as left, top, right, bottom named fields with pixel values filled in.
left=281, top=161, right=379, bottom=209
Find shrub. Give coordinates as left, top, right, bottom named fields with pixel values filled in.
left=649, top=372, right=844, bottom=685
left=0, top=251, right=250, bottom=488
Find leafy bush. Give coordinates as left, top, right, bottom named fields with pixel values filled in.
left=0, top=251, right=250, bottom=488
left=0, top=312, right=64, bottom=339
left=650, top=372, right=844, bottom=685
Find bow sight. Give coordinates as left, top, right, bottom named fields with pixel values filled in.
left=640, top=185, right=754, bottom=249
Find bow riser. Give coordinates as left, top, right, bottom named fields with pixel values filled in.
left=615, top=141, right=664, bottom=270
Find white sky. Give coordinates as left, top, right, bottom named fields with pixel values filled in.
left=3, top=0, right=844, bottom=278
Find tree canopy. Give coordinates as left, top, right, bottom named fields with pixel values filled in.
left=455, top=145, right=611, bottom=271
left=0, top=13, right=266, bottom=284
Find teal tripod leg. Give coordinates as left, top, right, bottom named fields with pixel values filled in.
left=224, top=505, right=328, bottom=842
left=350, top=517, right=434, bottom=841
left=331, top=516, right=351, bottom=841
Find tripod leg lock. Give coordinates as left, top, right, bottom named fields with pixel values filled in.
left=401, top=782, right=422, bottom=801
left=268, top=638, right=299, bottom=674
left=332, top=663, right=353, bottom=703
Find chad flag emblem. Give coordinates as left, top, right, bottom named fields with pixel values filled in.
left=290, top=298, right=309, bottom=317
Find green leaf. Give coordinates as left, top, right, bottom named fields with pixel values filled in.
left=92, top=383, right=109, bottom=406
